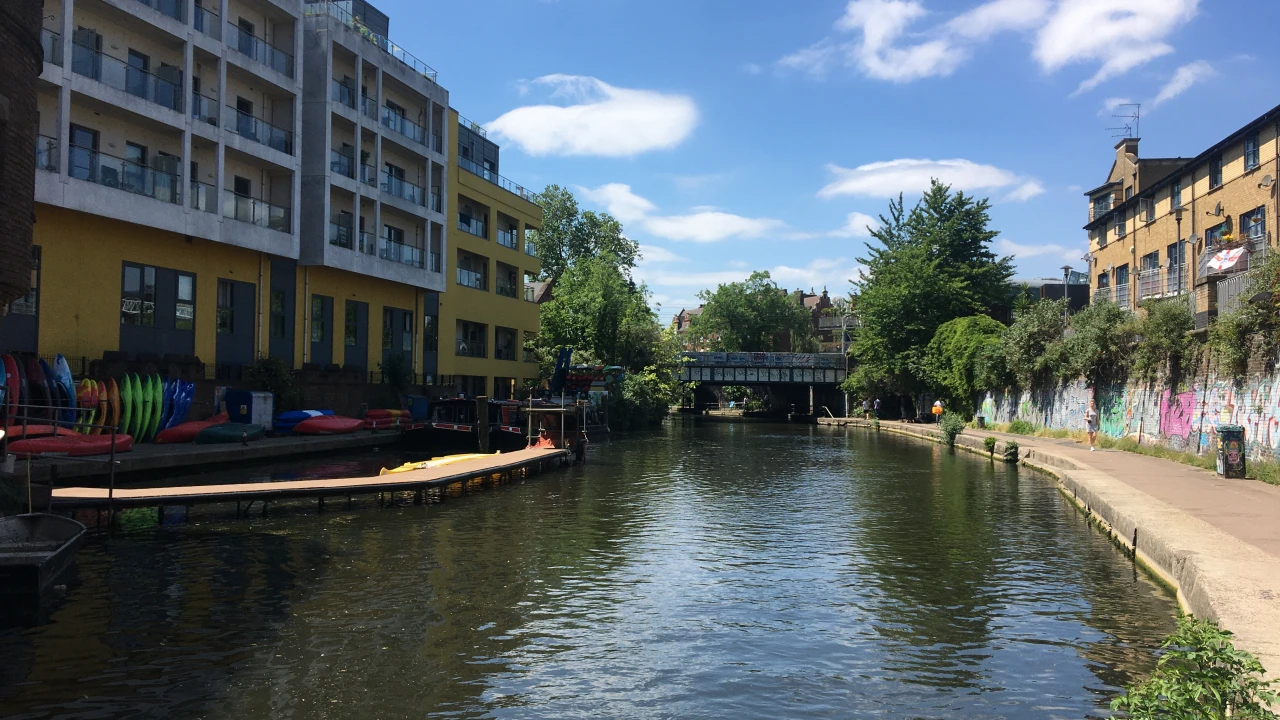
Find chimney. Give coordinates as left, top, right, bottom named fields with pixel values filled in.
left=1115, top=137, right=1139, bottom=162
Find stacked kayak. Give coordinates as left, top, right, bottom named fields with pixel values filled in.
left=154, top=413, right=229, bottom=444
left=195, top=423, right=266, bottom=444
left=380, top=453, right=490, bottom=475
left=8, top=433, right=133, bottom=457
left=275, top=410, right=333, bottom=433
left=364, top=408, right=408, bottom=429
left=293, top=416, right=363, bottom=435
left=2, top=424, right=79, bottom=440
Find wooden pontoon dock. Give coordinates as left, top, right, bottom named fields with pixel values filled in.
left=49, top=447, right=568, bottom=511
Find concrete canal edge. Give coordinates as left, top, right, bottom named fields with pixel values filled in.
left=818, top=416, right=1280, bottom=679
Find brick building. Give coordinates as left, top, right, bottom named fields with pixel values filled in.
left=0, top=0, right=42, bottom=308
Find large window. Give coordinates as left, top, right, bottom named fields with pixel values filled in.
left=455, top=320, right=487, bottom=358
left=176, top=273, right=195, bottom=331
left=1206, top=221, right=1228, bottom=249
left=1114, top=211, right=1126, bottom=238
left=495, top=326, right=517, bottom=360
left=1171, top=180, right=1182, bottom=209
left=1140, top=250, right=1159, bottom=271
left=1245, top=132, right=1261, bottom=171
left=216, top=279, right=234, bottom=334
left=121, top=263, right=156, bottom=326
left=1210, top=154, right=1223, bottom=189
left=1242, top=206, right=1267, bottom=242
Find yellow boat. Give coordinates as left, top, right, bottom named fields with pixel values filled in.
left=379, top=452, right=498, bottom=475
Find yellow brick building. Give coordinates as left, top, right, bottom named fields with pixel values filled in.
left=1086, top=104, right=1280, bottom=328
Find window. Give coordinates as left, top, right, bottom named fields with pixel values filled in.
left=1242, top=206, right=1267, bottom=242
left=1171, top=179, right=1182, bottom=209
left=346, top=301, right=359, bottom=346
left=270, top=290, right=286, bottom=337
left=1245, top=132, right=1261, bottom=171
left=69, top=124, right=98, bottom=181
left=1115, top=264, right=1129, bottom=288
left=1097, top=271, right=1109, bottom=289
left=495, top=327, right=517, bottom=360
left=384, top=224, right=404, bottom=245
left=311, top=295, right=325, bottom=342
left=1167, top=242, right=1185, bottom=267
left=1124, top=186, right=1133, bottom=201
left=216, top=279, right=234, bottom=334
left=233, top=174, right=250, bottom=196
left=1210, top=154, right=1223, bottom=189
left=402, top=312, right=413, bottom=351
left=1206, top=221, right=1227, bottom=249
left=1115, top=211, right=1126, bottom=238
left=175, top=273, right=195, bottom=331
left=455, top=320, right=487, bottom=357
left=1140, top=251, right=1159, bottom=271
left=121, top=263, right=156, bottom=326
left=1092, top=194, right=1112, bottom=218
left=1143, top=197, right=1154, bottom=223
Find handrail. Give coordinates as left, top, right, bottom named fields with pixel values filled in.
left=457, top=113, right=486, bottom=138
left=378, top=236, right=425, bottom=267
left=381, top=171, right=425, bottom=205
left=225, top=23, right=294, bottom=77
left=225, top=105, right=293, bottom=154
left=331, top=79, right=355, bottom=108
left=35, top=135, right=57, bottom=171
left=40, top=28, right=61, bottom=66
left=304, top=1, right=438, bottom=83
left=458, top=155, right=538, bottom=204
left=69, top=144, right=182, bottom=204
left=222, top=190, right=291, bottom=233
left=194, top=3, right=220, bottom=39
left=191, top=91, right=218, bottom=125
left=71, top=40, right=183, bottom=112
left=134, top=0, right=184, bottom=21
left=190, top=179, right=215, bottom=212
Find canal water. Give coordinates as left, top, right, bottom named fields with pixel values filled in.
left=0, top=422, right=1177, bottom=719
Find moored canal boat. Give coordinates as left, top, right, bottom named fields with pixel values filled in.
left=0, top=513, right=88, bottom=602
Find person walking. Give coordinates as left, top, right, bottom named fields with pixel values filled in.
left=1085, top=398, right=1100, bottom=451
left=861, top=398, right=870, bottom=418
left=873, top=398, right=881, bottom=418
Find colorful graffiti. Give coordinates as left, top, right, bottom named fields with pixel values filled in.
left=975, top=371, right=1280, bottom=462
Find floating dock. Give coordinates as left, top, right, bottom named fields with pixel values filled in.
left=49, top=447, right=568, bottom=511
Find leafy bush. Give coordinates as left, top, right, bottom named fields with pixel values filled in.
left=1061, top=299, right=1135, bottom=386
left=243, top=356, right=302, bottom=411
left=610, top=366, right=677, bottom=431
left=984, top=436, right=997, bottom=455
left=1003, top=440, right=1019, bottom=463
left=1004, top=299, right=1069, bottom=388
left=1208, top=310, right=1253, bottom=379
left=921, top=315, right=1006, bottom=416
left=378, top=351, right=414, bottom=395
left=1008, top=419, right=1035, bottom=435
left=1133, top=298, right=1200, bottom=384
left=1112, top=614, right=1278, bottom=720
left=939, top=411, right=965, bottom=447
left=871, top=417, right=880, bottom=431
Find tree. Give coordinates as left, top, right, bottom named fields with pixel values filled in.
left=1061, top=299, right=1135, bottom=386
left=1002, top=298, right=1068, bottom=388
left=687, top=271, right=815, bottom=352
left=921, top=315, right=1006, bottom=416
left=845, top=182, right=1014, bottom=398
left=527, top=185, right=639, bottom=283
left=537, top=254, right=660, bottom=372
left=1132, top=298, right=1200, bottom=384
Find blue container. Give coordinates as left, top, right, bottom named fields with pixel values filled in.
left=223, top=389, right=275, bottom=429
left=403, top=394, right=430, bottom=421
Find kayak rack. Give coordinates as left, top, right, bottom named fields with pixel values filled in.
left=1, top=402, right=124, bottom=521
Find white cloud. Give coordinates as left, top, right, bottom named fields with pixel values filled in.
left=577, top=183, right=656, bottom=223
left=1099, top=96, right=1133, bottom=116
left=947, top=0, right=1049, bottom=40
left=637, top=245, right=686, bottom=265
left=1035, top=0, right=1200, bottom=94
left=639, top=258, right=862, bottom=297
left=1150, top=60, right=1214, bottom=108
left=742, top=62, right=763, bottom=75
left=828, top=211, right=881, bottom=237
left=579, top=183, right=785, bottom=243
left=488, top=75, right=698, bottom=157
left=818, top=158, right=1042, bottom=201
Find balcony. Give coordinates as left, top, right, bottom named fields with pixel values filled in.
left=523, top=285, right=535, bottom=302
left=41, top=28, right=61, bottom=66
left=378, top=237, right=424, bottom=268
left=1138, top=266, right=1190, bottom=301
left=303, top=1, right=438, bottom=83
left=496, top=280, right=517, bottom=298
left=523, top=346, right=537, bottom=363
left=458, top=156, right=538, bottom=204
left=360, top=95, right=377, bottom=121
left=429, top=251, right=441, bottom=272
left=431, top=134, right=442, bottom=153
left=457, top=214, right=486, bottom=238
left=35, top=135, right=57, bottom=172
left=1115, top=283, right=1130, bottom=309
left=429, top=190, right=441, bottom=213
left=329, top=221, right=353, bottom=249
left=223, top=191, right=290, bottom=233
left=455, top=339, right=486, bottom=358
left=69, top=145, right=181, bottom=204
left=192, top=92, right=218, bottom=126
left=331, top=79, right=355, bottom=108
left=360, top=163, right=377, bottom=187
left=525, top=239, right=537, bottom=257
left=134, top=0, right=184, bottom=21
left=194, top=3, right=220, bottom=39
left=456, top=268, right=486, bottom=290
left=1092, top=286, right=1112, bottom=305
left=1199, top=235, right=1269, bottom=279
left=381, top=107, right=426, bottom=145
left=359, top=230, right=374, bottom=253
left=381, top=172, right=425, bottom=205
left=225, top=106, right=293, bottom=154
left=495, top=344, right=515, bottom=361
left=71, top=42, right=183, bottom=112
left=330, top=150, right=354, bottom=179
left=190, top=180, right=215, bottom=212
left=497, top=228, right=517, bottom=249
left=226, top=24, right=293, bottom=77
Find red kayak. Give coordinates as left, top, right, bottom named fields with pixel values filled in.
left=154, top=413, right=229, bottom=444
left=365, top=409, right=407, bottom=419
left=3, top=424, right=80, bottom=439
left=9, top=433, right=134, bottom=457
left=293, top=415, right=363, bottom=435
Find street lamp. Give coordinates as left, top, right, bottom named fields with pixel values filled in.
left=1061, top=264, right=1072, bottom=323
left=1174, top=207, right=1186, bottom=297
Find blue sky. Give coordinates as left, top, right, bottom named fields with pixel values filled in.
left=376, top=0, right=1280, bottom=321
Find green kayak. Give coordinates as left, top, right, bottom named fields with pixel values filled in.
left=194, top=423, right=265, bottom=444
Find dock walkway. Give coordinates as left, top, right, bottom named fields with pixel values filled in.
left=50, top=447, right=567, bottom=510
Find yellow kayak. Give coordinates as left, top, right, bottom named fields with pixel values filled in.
left=379, top=452, right=497, bottom=475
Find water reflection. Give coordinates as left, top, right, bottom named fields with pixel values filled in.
left=0, top=422, right=1176, bottom=718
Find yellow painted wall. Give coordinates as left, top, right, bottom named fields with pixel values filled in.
left=295, top=264, right=424, bottom=375
left=438, top=108, right=543, bottom=393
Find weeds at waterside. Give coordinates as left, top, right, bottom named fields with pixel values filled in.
left=987, top=422, right=1280, bottom=485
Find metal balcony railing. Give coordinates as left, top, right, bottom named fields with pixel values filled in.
left=303, top=1, right=438, bottom=83
left=222, top=191, right=290, bottom=233
left=381, top=172, right=425, bottom=205
left=1137, top=269, right=1162, bottom=300
left=360, top=95, right=377, bottom=120
left=455, top=339, right=486, bottom=358
left=1114, top=283, right=1130, bottom=308
left=329, top=221, right=353, bottom=249
left=496, top=281, right=517, bottom=298
left=192, top=92, right=218, bottom=125
left=525, top=239, right=538, bottom=257
left=134, top=0, right=184, bottom=21
left=226, top=106, right=293, bottom=154
left=72, top=41, right=183, bottom=112
left=69, top=145, right=182, bottom=204
left=190, top=180, right=215, bottom=212
left=457, top=215, right=486, bottom=238
left=226, top=23, right=293, bottom=77
left=381, top=107, right=426, bottom=145
left=330, top=150, right=354, bottom=178
left=41, top=28, right=61, bottom=66
left=495, top=344, right=515, bottom=361
left=1199, top=235, right=1269, bottom=279
left=194, top=3, right=220, bottom=39
left=378, top=237, right=425, bottom=267
left=429, top=191, right=441, bottom=213
left=331, top=79, right=355, bottom=108
left=1092, top=286, right=1112, bottom=304
left=35, top=135, right=57, bottom=172
left=360, top=163, right=377, bottom=187
left=458, top=155, right=537, bottom=204
left=458, top=114, right=486, bottom=138
left=497, top=228, right=517, bottom=249
left=456, top=268, right=486, bottom=290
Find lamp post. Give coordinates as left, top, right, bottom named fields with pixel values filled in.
left=1175, top=207, right=1185, bottom=297
left=1061, top=264, right=1072, bottom=323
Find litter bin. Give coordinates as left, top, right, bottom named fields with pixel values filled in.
left=1217, top=424, right=1246, bottom=478
left=403, top=394, right=430, bottom=421
left=224, top=389, right=275, bottom=430
left=976, top=416, right=986, bottom=429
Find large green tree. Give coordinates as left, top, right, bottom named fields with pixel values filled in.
left=846, top=181, right=1014, bottom=397
left=537, top=253, right=661, bottom=373
left=687, top=271, right=815, bottom=352
left=922, top=315, right=1007, bottom=416
left=528, top=185, right=640, bottom=283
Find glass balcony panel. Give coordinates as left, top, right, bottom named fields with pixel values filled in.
left=191, top=92, right=218, bottom=125
left=524, top=239, right=538, bottom=257
left=456, top=268, right=487, bottom=290
left=71, top=42, right=183, bottom=112
left=303, top=1, right=438, bottom=82
left=378, top=237, right=425, bottom=267
left=455, top=339, right=486, bottom=358
left=360, top=95, right=377, bottom=120
left=330, top=150, right=354, bottom=178
left=331, top=79, right=355, bottom=108
left=496, top=281, right=516, bottom=298
left=380, top=107, right=425, bottom=144
left=380, top=172, right=424, bottom=205
left=41, top=28, right=62, bottom=66
left=458, top=155, right=538, bottom=204
left=225, top=24, right=293, bottom=77
left=134, top=0, right=184, bottom=21
left=190, top=180, right=215, bottom=212
left=194, top=4, right=221, bottom=39
left=429, top=252, right=441, bottom=272
left=360, top=163, right=377, bottom=187
left=457, top=215, right=486, bottom=238
left=358, top=231, right=374, bottom=253
left=497, top=229, right=517, bottom=249
left=222, top=192, right=291, bottom=233
left=429, top=191, right=441, bottom=213
left=69, top=145, right=181, bottom=203
left=225, top=106, right=293, bottom=154
left=329, top=221, right=353, bottom=248
left=35, top=135, right=58, bottom=172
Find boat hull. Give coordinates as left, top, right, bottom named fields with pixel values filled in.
left=0, top=514, right=88, bottom=601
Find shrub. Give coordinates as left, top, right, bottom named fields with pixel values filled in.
left=1112, top=614, right=1278, bottom=720
left=1061, top=300, right=1135, bottom=386
left=1008, top=419, right=1035, bottom=435
left=1004, top=299, right=1069, bottom=388
left=871, top=417, right=880, bottom=431
left=1207, top=310, right=1253, bottom=379
left=1003, top=440, right=1019, bottom=463
left=1132, top=298, right=1200, bottom=384
left=939, top=411, right=965, bottom=447
left=983, top=436, right=997, bottom=455
left=921, top=315, right=1006, bottom=416
left=243, top=356, right=302, bottom=411
left=378, top=351, right=414, bottom=395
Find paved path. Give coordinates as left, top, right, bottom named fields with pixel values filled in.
left=979, top=428, right=1280, bottom=559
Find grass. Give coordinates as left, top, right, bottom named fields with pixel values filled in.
left=987, top=421, right=1280, bottom=485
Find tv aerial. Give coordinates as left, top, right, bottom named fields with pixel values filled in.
left=1108, top=103, right=1141, bottom=139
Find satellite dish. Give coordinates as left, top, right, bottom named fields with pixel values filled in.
left=1214, top=201, right=1224, bottom=216
left=1261, top=174, right=1274, bottom=189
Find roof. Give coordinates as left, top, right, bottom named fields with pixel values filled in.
left=531, top=280, right=555, bottom=303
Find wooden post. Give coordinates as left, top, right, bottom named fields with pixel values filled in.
left=476, top=395, right=490, bottom=453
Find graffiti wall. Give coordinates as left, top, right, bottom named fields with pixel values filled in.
left=976, top=371, right=1280, bottom=462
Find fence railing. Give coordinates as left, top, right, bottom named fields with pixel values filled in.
left=1115, top=283, right=1130, bottom=309
left=194, top=3, right=220, bottom=39
left=190, top=180, right=215, bottom=212
left=191, top=91, right=218, bottom=125
left=381, top=107, right=426, bottom=145
left=1218, top=271, right=1254, bottom=317
left=1199, top=235, right=1269, bottom=278
left=134, top=0, right=184, bottom=21
left=1092, top=286, right=1112, bottom=304
left=222, top=191, right=290, bottom=233
left=330, top=149, right=354, bottom=178
left=458, top=155, right=537, bottom=204
left=72, top=41, right=183, bottom=112
left=69, top=145, right=182, bottom=204
left=41, top=28, right=61, bottom=66
left=226, top=106, right=293, bottom=154
left=456, top=268, right=486, bottom=290
left=303, top=1, right=438, bottom=82
left=35, top=135, right=57, bottom=172
left=378, top=237, right=425, bottom=268
left=225, top=23, right=294, bottom=77
left=331, top=79, right=355, bottom=108
left=497, top=228, right=517, bottom=249
left=381, top=172, right=425, bottom=205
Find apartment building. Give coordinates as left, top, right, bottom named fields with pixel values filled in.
left=299, top=0, right=447, bottom=378
left=10, top=0, right=305, bottom=373
left=1086, top=103, right=1280, bottom=328
left=436, top=108, right=543, bottom=400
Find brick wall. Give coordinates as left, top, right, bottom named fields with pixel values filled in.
left=0, top=1, right=41, bottom=307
